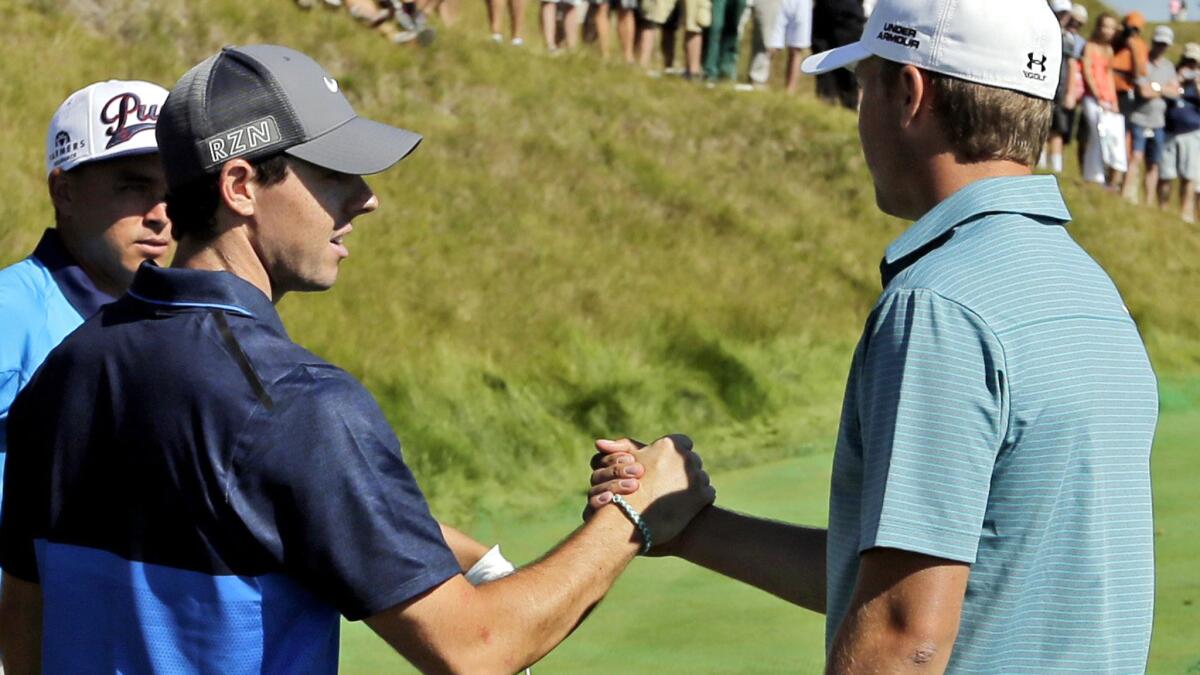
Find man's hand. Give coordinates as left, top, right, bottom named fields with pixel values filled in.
left=586, top=435, right=714, bottom=548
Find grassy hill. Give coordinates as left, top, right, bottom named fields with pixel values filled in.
left=3, top=0, right=1198, bottom=529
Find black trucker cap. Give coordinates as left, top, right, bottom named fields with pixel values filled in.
left=156, top=44, right=422, bottom=191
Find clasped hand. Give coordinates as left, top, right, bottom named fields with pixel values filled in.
left=583, top=434, right=715, bottom=552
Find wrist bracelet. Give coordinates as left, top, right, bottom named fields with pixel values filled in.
left=610, top=494, right=653, bottom=555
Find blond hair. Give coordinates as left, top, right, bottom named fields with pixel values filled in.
left=881, top=59, right=1052, bottom=167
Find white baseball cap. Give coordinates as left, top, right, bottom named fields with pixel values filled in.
left=801, top=0, right=1063, bottom=100
left=45, top=80, right=169, bottom=176
left=1050, top=0, right=1071, bottom=14
left=1154, top=25, right=1175, bottom=46
left=1070, top=3, right=1088, bottom=22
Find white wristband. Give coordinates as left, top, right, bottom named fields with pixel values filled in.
left=464, top=545, right=516, bottom=585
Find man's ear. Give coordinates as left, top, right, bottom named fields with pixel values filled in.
left=47, top=168, right=71, bottom=217
left=218, top=158, right=258, bottom=219
left=898, top=63, right=929, bottom=130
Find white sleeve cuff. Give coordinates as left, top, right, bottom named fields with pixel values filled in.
left=464, top=545, right=516, bottom=585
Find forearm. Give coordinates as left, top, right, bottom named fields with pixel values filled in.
left=673, top=506, right=826, bottom=612
left=826, top=609, right=956, bottom=674
left=372, top=507, right=641, bottom=673
left=826, top=551, right=967, bottom=674
left=468, top=507, right=640, bottom=669
left=827, top=626, right=952, bottom=674
left=0, top=572, right=42, bottom=675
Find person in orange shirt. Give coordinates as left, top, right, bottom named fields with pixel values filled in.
left=1111, top=11, right=1149, bottom=185
left=1081, top=13, right=1126, bottom=185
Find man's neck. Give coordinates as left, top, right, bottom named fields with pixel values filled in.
left=172, top=226, right=277, bottom=303
left=54, top=226, right=128, bottom=298
left=906, top=156, right=1033, bottom=221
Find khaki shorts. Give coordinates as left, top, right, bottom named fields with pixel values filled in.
left=643, top=0, right=710, bottom=31
left=1161, top=128, right=1200, bottom=182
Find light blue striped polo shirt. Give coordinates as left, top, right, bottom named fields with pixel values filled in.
left=826, top=175, right=1157, bottom=673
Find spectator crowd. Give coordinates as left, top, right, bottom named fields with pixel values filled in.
left=1051, top=2, right=1200, bottom=222
left=296, top=0, right=870, bottom=107
left=300, top=0, right=1200, bottom=223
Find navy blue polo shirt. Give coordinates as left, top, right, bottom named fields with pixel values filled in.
left=0, top=264, right=460, bottom=673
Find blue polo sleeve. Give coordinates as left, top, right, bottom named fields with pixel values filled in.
left=230, top=365, right=461, bottom=621
left=856, top=289, right=1008, bottom=564
left=0, top=375, right=47, bottom=582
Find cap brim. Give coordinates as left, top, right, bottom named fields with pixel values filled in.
left=68, top=144, right=159, bottom=173
left=801, top=41, right=873, bottom=75
left=285, top=116, right=422, bottom=175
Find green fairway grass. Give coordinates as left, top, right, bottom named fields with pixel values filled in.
left=338, top=392, right=1200, bottom=673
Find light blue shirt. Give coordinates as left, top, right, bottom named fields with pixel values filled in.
left=826, top=176, right=1157, bottom=673
left=0, top=230, right=113, bottom=507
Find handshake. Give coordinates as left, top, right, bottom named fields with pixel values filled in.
left=581, top=434, right=717, bottom=554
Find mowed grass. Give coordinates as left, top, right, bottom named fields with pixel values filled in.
left=338, top=392, right=1200, bottom=673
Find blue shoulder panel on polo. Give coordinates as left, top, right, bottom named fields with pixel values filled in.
left=0, top=229, right=114, bottom=518
left=827, top=175, right=1158, bottom=673
left=0, top=264, right=460, bottom=670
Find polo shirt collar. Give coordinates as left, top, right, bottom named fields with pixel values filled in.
left=32, top=228, right=117, bottom=319
left=883, top=175, right=1072, bottom=266
left=126, top=264, right=287, bottom=335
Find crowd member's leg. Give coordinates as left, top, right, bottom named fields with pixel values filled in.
left=1076, top=108, right=1089, bottom=175
left=744, top=0, right=782, bottom=88
left=612, top=0, right=638, bottom=62
left=1046, top=102, right=1074, bottom=174
left=509, top=0, right=527, bottom=43
left=1172, top=129, right=1200, bottom=222
left=784, top=47, right=807, bottom=93
left=811, top=0, right=863, bottom=108
left=683, top=0, right=711, bottom=78
left=1080, top=97, right=1109, bottom=185
left=589, top=0, right=613, bottom=58
left=662, top=4, right=681, bottom=70
left=781, top=0, right=811, bottom=94
left=638, top=23, right=661, bottom=68
left=1159, top=132, right=1181, bottom=213
left=1145, top=129, right=1165, bottom=207
left=563, top=0, right=584, bottom=49
left=488, top=0, right=505, bottom=40
left=702, top=0, right=729, bottom=80
left=1123, top=124, right=1147, bottom=204
left=716, top=0, right=747, bottom=80
left=541, top=0, right=560, bottom=49
left=434, top=0, right=458, bottom=24
left=638, top=0, right=676, bottom=70
left=1186, top=129, right=1200, bottom=223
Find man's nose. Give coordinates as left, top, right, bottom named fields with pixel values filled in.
left=145, top=198, right=170, bottom=233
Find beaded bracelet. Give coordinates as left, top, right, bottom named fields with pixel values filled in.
left=610, top=494, right=653, bottom=555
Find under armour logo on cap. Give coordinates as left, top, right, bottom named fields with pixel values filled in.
left=800, top=0, right=1062, bottom=100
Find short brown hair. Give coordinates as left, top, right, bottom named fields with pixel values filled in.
left=166, top=154, right=291, bottom=242
left=880, top=59, right=1052, bottom=167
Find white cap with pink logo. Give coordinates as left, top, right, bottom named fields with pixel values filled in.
left=45, top=80, right=169, bottom=176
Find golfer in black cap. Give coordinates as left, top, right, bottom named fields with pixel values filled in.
left=0, top=45, right=714, bottom=673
